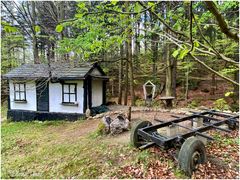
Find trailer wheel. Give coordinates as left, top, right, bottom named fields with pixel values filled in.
left=178, top=137, right=206, bottom=176
left=130, top=120, right=152, bottom=148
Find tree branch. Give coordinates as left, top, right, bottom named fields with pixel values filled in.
left=138, top=1, right=238, bottom=65
left=138, top=1, right=187, bottom=37
left=192, top=13, right=238, bottom=65
left=105, top=1, right=160, bottom=15
left=189, top=53, right=239, bottom=86
left=143, top=29, right=239, bottom=86
left=205, top=1, right=239, bottom=42
left=1, top=1, right=32, bottom=38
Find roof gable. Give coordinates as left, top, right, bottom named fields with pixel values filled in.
left=90, top=68, right=102, bottom=76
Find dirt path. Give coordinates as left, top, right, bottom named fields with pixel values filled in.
left=45, top=106, right=188, bottom=144
left=45, top=109, right=185, bottom=145
left=44, top=119, right=99, bottom=143
left=100, top=110, right=186, bottom=145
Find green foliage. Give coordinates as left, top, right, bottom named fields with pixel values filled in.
left=134, top=2, right=142, bottom=13
left=135, top=99, right=145, bottom=107
left=178, top=48, right=189, bottom=60
left=4, top=25, right=17, bottom=33
left=187, top=100, right=200, bottom=108
left=2, top=22, right=18, bottom=33
left=219, top=66, right=238, bottom=76
left=172, top=49, right=179, bottom=58
left=213, top=98, right=230, bottom=111
left=56, top=1, right=138, bottom=59
left=111, top=1, right=118, bottom=6
left=34, top=25, right=41, bottom=33
left=1, top=21, right=25, bottom=74
left=152, top=99, right=162, bottom=108
left=189, top=80, right=200, bottom=90
left=135, top=150, right=152, bottom=165
left=178, top=61, right=196, bottom=71
left=55, top=24, right=64, bottom=33
left=89, top=121, right=108, bottom=138
left=225, top=91, right=234, bottom=97
left=174, top=168, right=188, bottom=179
left=224, top=91, right=239, bottom=112
left=194, top=41, right=199, bottom=48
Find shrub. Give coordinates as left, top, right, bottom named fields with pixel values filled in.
left=89, top=122, right=107, bottom=138
left=213, top=98, right=230, bottom=111
left=189, top=80, right=201, bottom=90
left=135, top=99, right=145, bottom=107
left=187, top=100, right=199, bottom=108
left=152, top=99, right=161, bottom=107
left=224, top=91, right=239, bottom=112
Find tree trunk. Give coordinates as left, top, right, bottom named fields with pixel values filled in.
left=233, top=52, right=239, bottom=100
left=210, top=73, right=216, bottom=95
left=59, top=1, right=68, bottom=61
left=165, top=41, right=173, bottom=97
left=134, top=19, right=140, bottom=66
left=124, top=41, right=129, bottom=106
left=165, top=3, right=174, bottom=97
left=31, top=1, right=40, bottom=64
left=23, top=46, right=25, bottom=64
left=172, top=57, right=177, bottom=97
left=125, top=1, right=135, bottom=106
left=150, top=13, right=158, bottom=80
left=111, top=81, right=115, bottom=97
left=51, top=43, right=55, bottom=60
left=59, top=1, right=65, bottom=40
left=144, top=11, right=148, bottom=54
left=128, top=29, right=135, bottom=106
left=118, top=45, right=123, bottom=104
left=185, top=70, right=189, bottom=100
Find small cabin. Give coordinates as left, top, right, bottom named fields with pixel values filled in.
left=3, top=62, right=108, bottom=121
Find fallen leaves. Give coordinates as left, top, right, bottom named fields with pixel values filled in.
left=193, top=130, right=239, bottom=179
left=192, top=162, right=238, bottom=179
left=117, top=130, right=239, bottom=179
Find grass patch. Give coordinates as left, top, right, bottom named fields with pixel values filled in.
left=1, top=120, right=146, bottom=178
left=3, top=117, right=237, bottom=178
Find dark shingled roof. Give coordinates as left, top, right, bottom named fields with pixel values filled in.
left=3, top=62, right=107, bottom=80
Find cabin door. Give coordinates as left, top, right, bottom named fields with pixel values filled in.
left=36, top=80, right=49, bottom=112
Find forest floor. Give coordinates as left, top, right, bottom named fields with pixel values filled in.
left=1, top=105, right=239, bottom=179
left=113, top=79, right=234, bottom=109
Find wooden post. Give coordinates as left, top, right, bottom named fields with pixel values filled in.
left=128, top=106, right=132, bottom=121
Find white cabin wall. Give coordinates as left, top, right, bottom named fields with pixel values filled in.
left=92, top=80, right=103, bottom=107
left=9, top=80, right=37, bottom=111
left=49, top=80, right=84, bottom=113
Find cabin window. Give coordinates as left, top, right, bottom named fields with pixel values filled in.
left=62, top=83, right=77, bottom=103
left=14, top=83, right=26, bottom=101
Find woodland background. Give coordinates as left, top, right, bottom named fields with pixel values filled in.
left=1, top=1, right=239, bottom=111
